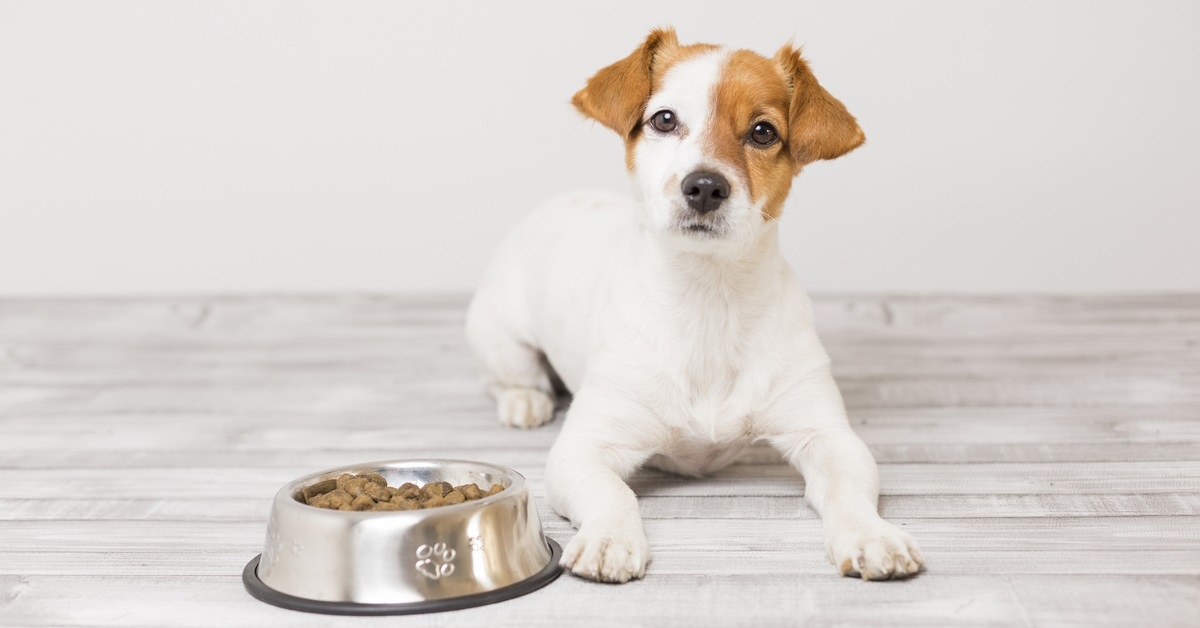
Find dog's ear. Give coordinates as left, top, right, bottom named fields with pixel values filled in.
left=572, top=28, right=678, bottom=139
left=775, top=45, right=865, bottom=167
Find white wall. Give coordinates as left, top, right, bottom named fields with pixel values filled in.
left=2, top=1, right=1198, bottom=295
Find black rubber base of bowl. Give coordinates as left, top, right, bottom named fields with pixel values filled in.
left=242, top=539, right=562, bottom=616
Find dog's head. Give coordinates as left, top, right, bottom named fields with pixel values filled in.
left=573, top=28, right=863, bottom=255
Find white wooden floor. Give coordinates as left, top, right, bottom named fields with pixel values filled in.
left=1, top=294, right=1198, bottom=627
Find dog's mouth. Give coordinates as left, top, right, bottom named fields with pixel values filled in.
left=681, top=222, right=717, bottom=234
left=673, top=216, right=726, bottom=238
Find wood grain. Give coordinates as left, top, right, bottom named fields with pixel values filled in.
left=1, top=294, right=1198, bottom=626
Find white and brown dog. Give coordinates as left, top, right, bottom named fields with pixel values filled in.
left=467, top=28, right=923, bottom=583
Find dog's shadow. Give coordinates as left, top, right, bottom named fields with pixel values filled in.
left=549, top=390, right=806, bottom=501
left=625, top=445, right=807, bottom=503
left=547, top=391, right=807, bottom=511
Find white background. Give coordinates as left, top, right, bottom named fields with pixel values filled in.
left=2, top=1, right=1197, bottom=295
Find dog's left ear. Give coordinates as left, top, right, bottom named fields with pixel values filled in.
left=573, top=28, right=679, bottom=139
left=775, top=45, right=865, bottom=167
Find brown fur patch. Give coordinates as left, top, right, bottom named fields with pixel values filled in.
left=571, top=28, right=717, bottom=170
left=701, top=46, right=866, bottom=220
left=571, top=29, right=675, bottom=139
left=774, top=45, right=865, bottom=168
left=708, top=50, right=796, bottom=220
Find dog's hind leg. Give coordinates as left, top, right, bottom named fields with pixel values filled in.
left=465, top=296, right=556, bottom=429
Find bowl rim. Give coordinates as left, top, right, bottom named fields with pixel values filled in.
left=276, top=458, right=528, bottom=518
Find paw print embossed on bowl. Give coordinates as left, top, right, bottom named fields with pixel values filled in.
left=415, top=542, right=457, bottom=580
left=242, top=459, right=562, bottom=615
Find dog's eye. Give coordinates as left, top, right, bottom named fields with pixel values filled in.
left=649, top=110, right=678, bottom=133
left=749, top=122, right=778, bottom=147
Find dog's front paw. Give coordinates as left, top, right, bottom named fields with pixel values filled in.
left=561, top=524, right=650, bottom=583
left=493, top=387, right=555, bottom=429
left=827, top=520, right=924, bottom=581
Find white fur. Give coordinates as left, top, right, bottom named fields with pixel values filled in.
left=466, top=49, right=923, bottom=583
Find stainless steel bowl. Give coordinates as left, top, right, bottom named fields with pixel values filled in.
left=242, top=459, right=562, bottom=615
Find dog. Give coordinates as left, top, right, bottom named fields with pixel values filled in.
left=466, top=28, right=923, bottom=583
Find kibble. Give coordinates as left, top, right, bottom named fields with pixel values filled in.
left=302, top=473, right=506, bottom=512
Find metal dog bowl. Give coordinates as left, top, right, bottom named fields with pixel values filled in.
left=242, top=459, right=562, bottom=615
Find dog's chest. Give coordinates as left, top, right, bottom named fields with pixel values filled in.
left=662, top=300, right=783, bottom=416
left=646, top=388, right=757, bottom=476
left=647, top=345, right=779, bottom=475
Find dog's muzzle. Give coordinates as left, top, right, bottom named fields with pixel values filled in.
left=681, top=171, right=730, bottom=214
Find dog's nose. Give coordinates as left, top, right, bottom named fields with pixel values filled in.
left=681, top=171, right=731, bottom=214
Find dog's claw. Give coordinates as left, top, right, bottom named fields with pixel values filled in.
left=561, top=525, right=650, bottom=584
left=828, top=521, right=924, bottom=581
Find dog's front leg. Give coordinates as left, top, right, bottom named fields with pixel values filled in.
left=766, top=371, right=924, bottom=580
left=545, top=387, right=659, bottom=583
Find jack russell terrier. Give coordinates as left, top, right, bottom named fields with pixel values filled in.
left=467, top=28, right=924, bottom=583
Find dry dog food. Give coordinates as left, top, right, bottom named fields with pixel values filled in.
left=302, top=473, right=505, bottom=511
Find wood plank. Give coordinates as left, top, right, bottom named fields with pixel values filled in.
left=2, top=517, right=1197, bottom=577
left=5, top=516, right=1196, bottom=554
left=2, top=293, right=1198, bottom=333
left=5, top=336, right=1198, bottom=379
left=0, top=461, right=1197, bottom=499
left=5, top=547, right=1199, bottom=579
left=3, top=373, right=1196, bottom=413
left=7, top=490, right=1200, bottom=525
left=2, top=410, right=1197, bottom=463
left=2, top=573, right=1197, bottom=627
left=3, top=405, right=1197, bottom=440
left=4, top=491, right=1199, bottom=524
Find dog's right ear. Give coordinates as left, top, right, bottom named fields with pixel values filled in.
left=572, top=28, right=678, bottom=139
